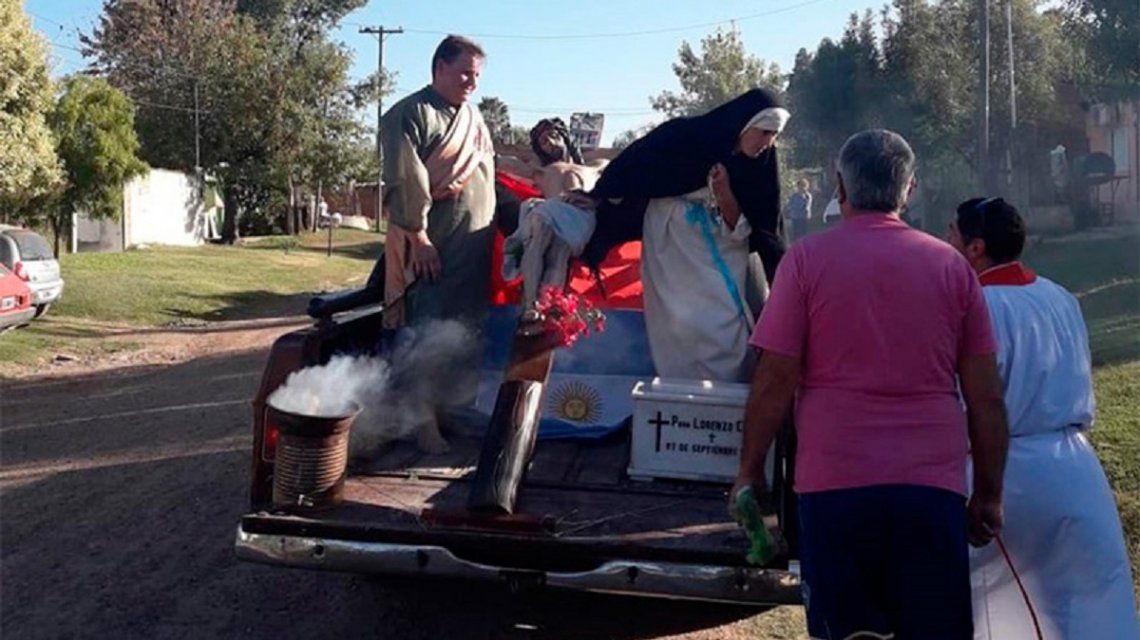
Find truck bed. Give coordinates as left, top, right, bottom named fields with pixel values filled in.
left=238, top=302, right=800, bottom=604
left=244, top=432, right=770, bottom=571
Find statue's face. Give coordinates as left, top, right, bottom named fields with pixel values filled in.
left=538, top=128, right=564, bottom=155
left=739, top=128, right=778, bottom=158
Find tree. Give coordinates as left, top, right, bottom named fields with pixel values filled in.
left=612, top=124, right=655, bottom=150
left=0, top=0, right=62, bottom=223
left=1064, top=0, right=1139, bottom=94
left=779, top=0, right=1085, bottom=230
left=651, top=27, right=785, bottom=118
left=478, top=97, right=512, bottom=146
left=506, top=125, right=529, bottom=146
left=785, top=11, right=887, bottom=174
left=48, top=76, right=147, bottom=256
left=83, top=0, right=236, bottom=172
left=83, top=0, right=372, bottom=241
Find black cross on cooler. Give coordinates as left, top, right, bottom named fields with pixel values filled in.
left=648, top=411, right=669, bottom=452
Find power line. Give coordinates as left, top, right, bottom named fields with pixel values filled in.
left=343, top=0, right=831, bottom=41
left=46, top=39, right=84, bottom=54
left=28, top=9, right=95, bottom=30
left=27, top=10, right=67, bottom=29
left=45, top=40, right=204, bottom=82
left=131, top=98, right=209, bottom=115
left=510, top=106, right=656, bottom=115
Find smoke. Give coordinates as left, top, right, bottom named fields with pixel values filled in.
left=266, top=319, right=482, bottom=458
left=267, top=355, right=388, bottom=418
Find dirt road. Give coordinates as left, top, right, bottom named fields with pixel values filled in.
left=0, top=327, right=805, bottom=640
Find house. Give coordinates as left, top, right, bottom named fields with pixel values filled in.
left=73, top=168, right=222, bottom=252
left=1085, top=100, right=1140, bottom=222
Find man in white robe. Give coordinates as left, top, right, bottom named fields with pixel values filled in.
left=948, top=197, right=1139, bottom=639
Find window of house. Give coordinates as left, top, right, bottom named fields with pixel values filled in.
left=1111, top=127, right=1130, bottom=172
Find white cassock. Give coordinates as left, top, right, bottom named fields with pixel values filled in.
left=640, top=193, right=753, bottom=382
left=970, top=266, right=1139, bottom=639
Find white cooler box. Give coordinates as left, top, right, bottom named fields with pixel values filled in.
left=628, top=378, right=773, bottom=484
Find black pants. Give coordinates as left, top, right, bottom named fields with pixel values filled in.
left=798, top=485, right=972, bottom=640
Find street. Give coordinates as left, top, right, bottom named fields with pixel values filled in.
left=0, top=335, right=798, bottom=640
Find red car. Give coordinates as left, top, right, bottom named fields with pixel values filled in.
left=0, top=263, right=34, bottom=333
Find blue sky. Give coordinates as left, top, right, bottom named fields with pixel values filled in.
left=27, top=0, right=877, bottom=145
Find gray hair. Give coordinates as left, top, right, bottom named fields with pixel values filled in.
left=836, top=130, right=915, bottom=212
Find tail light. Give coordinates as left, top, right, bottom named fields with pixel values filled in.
left=13, top=262, right=28, bottom=281
left=261, top=408, right=279, bottom=462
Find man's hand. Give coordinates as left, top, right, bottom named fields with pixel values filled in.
left=708, top=163, right=731, bottom=198
left=410, top=231, right=442, bottom=282
left=708, top=163, right=742, bottom=227
left=967, top=492, right=1003, bottom=547
left=959, top=352, right=1009, bottom=547
left=729, top=474, right=768, bottom=513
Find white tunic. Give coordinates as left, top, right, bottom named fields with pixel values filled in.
left=641, top=195, right=753, bottom=382
left=970, top=274, right=1139, bottom=639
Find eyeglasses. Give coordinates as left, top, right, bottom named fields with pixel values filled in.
left=974, top=197, right=998, bottom=214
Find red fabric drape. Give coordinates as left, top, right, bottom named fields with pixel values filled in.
left=491, top=171, right=643, bottom=309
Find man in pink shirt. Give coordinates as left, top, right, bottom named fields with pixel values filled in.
left=734, top=130, right=1009, bottom=639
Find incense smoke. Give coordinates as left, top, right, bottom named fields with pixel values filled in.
left=266, top=319, right=481, bottom=458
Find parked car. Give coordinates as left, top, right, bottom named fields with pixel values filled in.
left=0, top=263, right=34, bottom=333
left=0, top=226, right=63, bottom=318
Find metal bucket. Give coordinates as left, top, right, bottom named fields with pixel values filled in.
left=268, top=402, right=359, bottom=513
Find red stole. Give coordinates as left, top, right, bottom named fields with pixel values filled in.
left=979, top=262, right=1037, bottom=287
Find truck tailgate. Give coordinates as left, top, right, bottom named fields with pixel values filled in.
left=237, top=432, right=801, bottom=604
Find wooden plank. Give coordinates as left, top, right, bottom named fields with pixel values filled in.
left=404, top=435, right=480, bottom=478
left=332, top=474, right=756, bottom=560
left=570, top=437, right=632, bottom=485
left=468, top=325, right=559, bottom=513
left=526, top=440, right=582, bottom=484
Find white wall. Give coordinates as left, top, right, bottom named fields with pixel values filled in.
left=75, top=168, right=221, bottom=252
left=122, top=168, right=215, bottom=248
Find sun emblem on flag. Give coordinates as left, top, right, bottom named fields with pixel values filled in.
left=549, top=381, right=603, bottom=423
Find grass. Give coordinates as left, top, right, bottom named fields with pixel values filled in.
left=1022, top=233, right=1139, bottom=365
left=1090, top=362, right=1140, bottom=589
left=54, top=230, right=381, bottom=325
left=0, top=229, right=382, bottom=372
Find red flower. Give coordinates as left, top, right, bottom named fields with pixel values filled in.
left=534, top=285, right=607, bottom=347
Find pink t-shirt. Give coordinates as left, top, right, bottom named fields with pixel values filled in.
left=750, top=214, right=996, bottom=496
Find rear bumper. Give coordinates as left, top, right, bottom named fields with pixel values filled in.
left=29, top=281, right=62, bottom=305
left=234, top=526, right=801, bottom=605
left=0, top=307, right=35, bottom=329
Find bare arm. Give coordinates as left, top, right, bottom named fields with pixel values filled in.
left=709, top=163, right=742, bottom=230
left=735, top=350, right=800, bottom=495
left=959, top=352, right=1010, bottom=546
left=496, top=154, right=537, bottom=180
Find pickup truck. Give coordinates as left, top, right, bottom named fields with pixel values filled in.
left=234, top=191, right=802, bottom=606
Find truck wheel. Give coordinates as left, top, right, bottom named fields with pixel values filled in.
left=34, top=303, right=50, bottom=319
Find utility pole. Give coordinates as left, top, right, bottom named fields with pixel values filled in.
left=360, top=25, right=403, bottom=234
left=978, top=0, right=991, bottom=192
left=193, top=79, right=201, bottom=172
left=1005, top=0, right=1017, bottom=189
